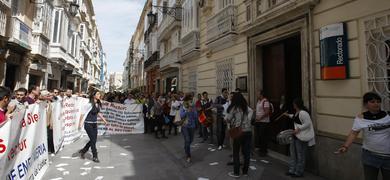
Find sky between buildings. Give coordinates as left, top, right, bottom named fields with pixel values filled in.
left=94, top=0, right=146, bottom=73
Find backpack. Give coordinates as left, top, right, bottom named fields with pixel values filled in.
left=262, top=99, right=274, bottom=117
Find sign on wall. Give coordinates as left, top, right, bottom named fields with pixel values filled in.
left=320, top=23, right=349, bottom=80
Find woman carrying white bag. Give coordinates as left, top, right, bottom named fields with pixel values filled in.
left=283, top=98, right=315, bottom=178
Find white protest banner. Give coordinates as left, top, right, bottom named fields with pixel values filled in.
left=0, top=104, right=49, bottom=180
left=62, top=97, right=82, bottom=145
left=51, top=100, right=63, bottom=153
left=99, top=102, right=144, bottom=134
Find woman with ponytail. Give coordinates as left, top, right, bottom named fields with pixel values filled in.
left=79, top=91, right=108, bottom=163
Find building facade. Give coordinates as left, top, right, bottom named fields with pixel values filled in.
left=0, top=0, right=106, bottom=93
left=129, top=0, right=390, bottom=179
left=109, top=72, right=122, bottom=92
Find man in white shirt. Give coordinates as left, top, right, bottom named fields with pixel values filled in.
left=124, top=93, right=135, bottom=105
left=255, top=90, right=270, bottom=156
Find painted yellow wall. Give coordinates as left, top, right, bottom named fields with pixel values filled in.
left=312, top=0, right=390, bottom=136
left=181, top=0, right=248, bottom=99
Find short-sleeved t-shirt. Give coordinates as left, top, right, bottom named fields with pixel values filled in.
left=352, top=111, right=390, bottom=154
left=256, top=99, right=270, bottom=123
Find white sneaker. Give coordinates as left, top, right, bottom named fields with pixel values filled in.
left=228, top=172, right=240, bottom=178
left=218, top=146, right=222, bottom=150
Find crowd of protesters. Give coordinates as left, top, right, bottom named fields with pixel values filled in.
left=1, top=84, right=386, bottom=179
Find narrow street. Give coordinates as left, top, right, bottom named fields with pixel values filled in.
left=43, top=134, right=324, bottom=180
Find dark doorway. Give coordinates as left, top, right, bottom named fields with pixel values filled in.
left=261, top=34, right=302, bottom=156
left=28, top=74, right=41, bottom=89
left=5, top=64, right=18, bottom=90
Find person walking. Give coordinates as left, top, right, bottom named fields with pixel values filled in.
left=214, top=88, right=229, bottom=150
left=79, top=91, right=108, bottom=163
left=283, top=98, right=315, bottom=178
left=225, top=92, right=253, bottom=178
left=335, top=92, right=390, bottom=180
left=179, top=94, right=198, bottom=163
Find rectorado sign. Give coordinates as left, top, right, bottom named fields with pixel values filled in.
left=320, top=23, right=349, bottom=80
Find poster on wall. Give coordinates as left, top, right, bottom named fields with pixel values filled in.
left=320, top=22, right=349, bottom=80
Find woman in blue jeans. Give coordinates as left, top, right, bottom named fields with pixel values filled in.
left=336, top=92, right=390, bottom=180
left=283, top=98, right=315, bottom=178
left=79, top=91, right=108, bottom=163
left=179, top=94, right=198, bottom=163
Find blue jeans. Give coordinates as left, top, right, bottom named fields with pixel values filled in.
left=289, top=137, right=308, bottom=176
left=182, top=127, right=194, bottom=158
left=233, top=132, right=252, bottom=175
left=362, top=149, right=390, bottom=180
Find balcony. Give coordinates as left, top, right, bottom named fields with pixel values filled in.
left=0, top=6, right=9, bottom=37
left=9, top=17, right=32, bottom=49
left=181, top=30, right=200, bottom=60
left=158, top=12, right=181, bottom=41
left=144, top=52, right=159, bottom=71
left=160, top=47, right=181, bottom=71
left=31, top=35, right=49, bottom=58
left=206, top=5, right=238, bottom=48
left=49, top=44, right=78, bottom=68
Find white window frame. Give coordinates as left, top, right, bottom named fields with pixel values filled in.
left=51, top=9, right=63, bottom=43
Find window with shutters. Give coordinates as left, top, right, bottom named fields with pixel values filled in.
left=364, top=13, right=390, bottom=110
left=216, top=58, right=234, bottom=93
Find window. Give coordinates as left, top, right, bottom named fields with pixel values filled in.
left=216, top=58, right=234, bottom=93
left=181, top=0, right=199, bottom=37
left=70, top=34, right=75, bottom=56
left=188, top=69, right=197, bottom=93
left=52, top=10, right=62, bottom=43
left=79, top=24, right=85, bottom=40
left=218, top=0, right=234, bottom=10
left=365, top=14, right=390, bottom=110
left=246, top=4, right=251, bottom=22
left=256, top=0, right=262, bottom=16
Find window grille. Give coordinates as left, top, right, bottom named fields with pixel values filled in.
left=364, top=14, right=390, bottom=110
left=188, top=69, right=197, bottom=93
left=216, top=58, right=234, bottom=94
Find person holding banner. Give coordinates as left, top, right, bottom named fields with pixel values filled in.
left=0, top=86, right=13, bottom=125
left=79, top=91, right=108, bottom=163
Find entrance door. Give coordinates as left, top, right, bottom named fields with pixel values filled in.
left=261, top=35, right=302, bottom=155
left=5, top=64, right=18, bottom=90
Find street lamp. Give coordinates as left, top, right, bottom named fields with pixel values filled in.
left=147, top=11, right=156, bottom=26
left=69, top=0, right=80, bottom=16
